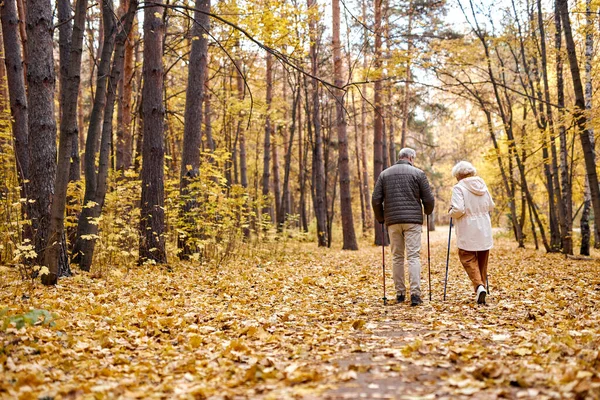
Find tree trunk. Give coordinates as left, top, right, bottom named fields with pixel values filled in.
left=581, top=0, right=594, bottom=254
left=262, top=52, right=273, bottom=222
left=280, top=80, right=300, bottom=229
left=236, top=51, right=247, bottom=189
left=400, top=1, right=413, bottom=149
left=272, top=125, right=282, bottom=227
left=558, top=0, right=600, bottom=245
left=43, top=0, right=89, bottom=283
left=26, top=0, right=57, bottom=275
left=116, top=0, right=136, bottom=172
left=72, top=0, right=136, bottom=270
left=15, top=0, right=26, bottom=80
left=373, top=0, right=386, bottom=246
left=178, top=0, right=210, bottom=258
left=554, top=0, right=573, bottom=254
left=0, top=0, right=29, bottom=219
left=333, top=0, right=358, bottom=250
left=534, top=0, right=561, bottom=252
left=308, top=0, right=327, bottom=247
left=351, top=89, right=367, bottom=234
left=360, top=0, right=372, bottom=233
left=138, top=0, right=166, bottom=264
left=72, top=0, right=117, bottom=269
left=204, top=89, right=215, bottom=152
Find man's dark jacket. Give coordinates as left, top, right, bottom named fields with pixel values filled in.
left=371, top=160, right=435, bottom=226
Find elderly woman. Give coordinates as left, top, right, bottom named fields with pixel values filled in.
left=448, top=161, right=495, bottom=304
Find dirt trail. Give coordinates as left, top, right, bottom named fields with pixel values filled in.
left=319, top=226, right=600, bottom=400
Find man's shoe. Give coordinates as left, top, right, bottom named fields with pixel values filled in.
left=410, top=294, right=423, bottom=306
left=476, top=285, right=487, bottom=305
left=396, top=294, right=405, bottom=303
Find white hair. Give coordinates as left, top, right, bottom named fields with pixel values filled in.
left=452, top=161, right=477, bottom=178
left=398, top=148, right=416, bottom=160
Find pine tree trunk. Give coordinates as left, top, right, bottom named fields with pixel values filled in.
left=280, top=81, right=300, bottom=229
left=373, top=0, right=386, bottom=246
left=308, top=0, right=327, bottom=247
left=351, top=89, right=367, bottom=234
left=558, top=0, right=600, bottom=246
left=204, top=90, right=215, bottom=152
left=25, top=0, right=57, bottom=273
left=178, top=0, right=210, bottom=258
left=332, top=0, right=358, bottom=250
left=236, top=51, right=247, bottom=189
left=400, top=2, right=413, bottom=149
left=116, top=0, right=136, bottom=172
left=15, top=0, right=26, bottom=79
left=272, top=126, right=282, bottom=227
left=360, top=0, right=372, bottom=233
left=138, top=0, right=166, bottom=264
left=72, top=0, right=136, bottom=270
left=43, top=0, right=89, bottom=283
left=262, top=52, right=273, bottom=222
left=72, top=0, right=117, bottom=269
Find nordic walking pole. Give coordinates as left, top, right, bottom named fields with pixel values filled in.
left=427, top=214, right=431, bottom=302
left=382, top=224, right=387, bottom=305
left=443, top=218, right=453, bottom=301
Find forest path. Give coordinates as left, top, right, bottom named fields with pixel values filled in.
left=0, top=228, right=599, bottom=399
left=320, top=226, right=600, bottom=399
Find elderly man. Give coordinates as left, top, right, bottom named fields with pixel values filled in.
left=372, top=148, right=435, bottom=306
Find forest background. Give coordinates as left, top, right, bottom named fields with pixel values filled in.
left=0, top=0, right=599, bottom=279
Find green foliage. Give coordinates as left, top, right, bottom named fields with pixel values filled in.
left=0, top=307, right=56, bottom=331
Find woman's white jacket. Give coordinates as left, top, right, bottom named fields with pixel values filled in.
left=449, top=176, right=495, bottom=252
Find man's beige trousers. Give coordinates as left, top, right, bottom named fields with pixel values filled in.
left=388, top=223, right=422, bottom=297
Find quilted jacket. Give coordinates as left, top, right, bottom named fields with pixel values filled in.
left=371, top=160, right=435, bottom=226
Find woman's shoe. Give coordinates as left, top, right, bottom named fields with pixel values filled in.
left=476, top=285, right=487, bottom=305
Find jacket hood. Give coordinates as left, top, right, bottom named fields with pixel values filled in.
left=459, top=176, right=488, bottom=196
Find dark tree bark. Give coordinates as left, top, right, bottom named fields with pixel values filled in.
left=272, top=125, right=282, bottom=226
left=360, top=0, right=372, bottom=233
left=204, top=89, right=215, bottom=152
left=279, top=77, right=300, bottom=229
left=116, top=0, right=136, bottom=172
left=72, top=0, right=137, bottom=270
left=138, top=0, right=167, bottom=264
left=351, top=90, right=367, bottom=234
left=72, top=0, right=117, bottom=269
left=373, top=0, right=387, bottom=246
left=400, top=1, right=413, bottom=149
left=178, top=0, right=210, bottom=257
left=262, top=52, right=273, bottom=221
left=43, top=0, right=89, bottom=283
left=307, top=0, right=328, bottom=247
left=236, top=51, right=248, bottom=189
left=333, top=0, right=358, bottom=250
left=25, top=0, right=57, bottom=274
left=15, top=0, right=25, bottom=79
left=558, top=0, right=600, bottom=247
left=555, top=0, right=572, bottom=254
left=0, top=0, right=29, bottom=216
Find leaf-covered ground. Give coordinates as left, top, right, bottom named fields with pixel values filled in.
left=1, top=228, right=599, bottom=399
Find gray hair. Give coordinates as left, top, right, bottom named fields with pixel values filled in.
left=398, top=148, right=416, bottom=160
left=452, top=161, right=477, bottom=178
